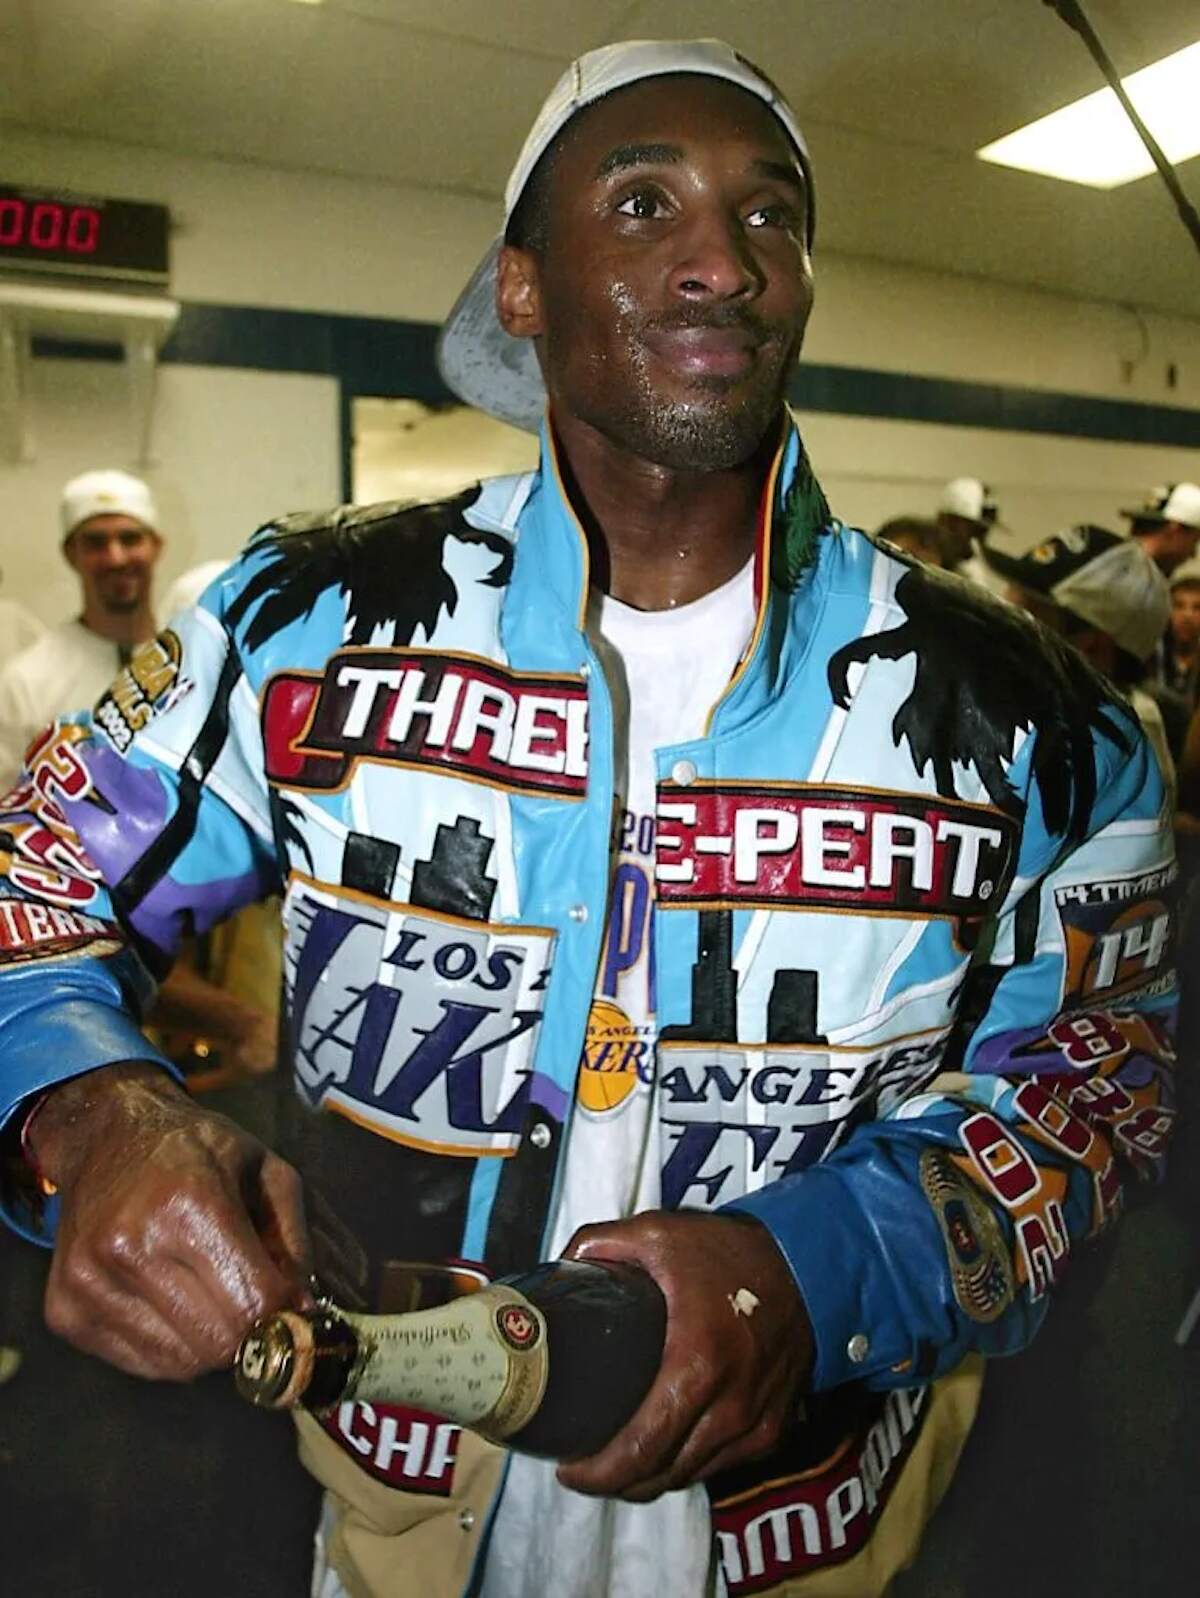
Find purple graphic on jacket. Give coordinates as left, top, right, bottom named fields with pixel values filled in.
left=62, top=743, right=268, bottom=957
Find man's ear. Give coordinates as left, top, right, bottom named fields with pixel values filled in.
left=62, top=535, right=80, bottom=574
left=496, top=245, right=544, bottom=341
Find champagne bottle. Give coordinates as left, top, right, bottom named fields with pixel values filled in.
left=234, top=1258, right=666, bottom=1461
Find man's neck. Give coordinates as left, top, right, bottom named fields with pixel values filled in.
left=552, top=413, right=781, bottom=612
left=79, top=604, right=156, bottom=649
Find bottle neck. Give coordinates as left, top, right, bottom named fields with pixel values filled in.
left=340, top=1282, right=549, bottom=1440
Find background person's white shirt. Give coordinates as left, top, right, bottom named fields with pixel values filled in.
left=0, top=599, right=45, bottom=678
left=0, top=619, right=126, bottom=792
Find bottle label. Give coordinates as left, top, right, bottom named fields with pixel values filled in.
left=341, top=1285, right=548, bottom=1441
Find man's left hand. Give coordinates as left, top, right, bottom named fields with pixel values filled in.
left=557, top=1210, right=813, bottom=1501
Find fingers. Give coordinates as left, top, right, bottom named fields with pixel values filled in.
left=557, top=1370, right=689, bottom=1496
left=44, top=1246, right=242, bottom=1379
left=45, top=1117, right=312, bottom=1381
left=249, top=1154, right=313, bottom=1300
left=556, top=1212, right=807, bottom=1501
left=557, top=1343, right=785, bottom=1502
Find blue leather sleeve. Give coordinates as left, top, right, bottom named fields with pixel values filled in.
left=0, top=570, right=279, bottom=1243
left=727, top=715, right=1176, bottom=1391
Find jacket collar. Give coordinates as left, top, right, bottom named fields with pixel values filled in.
left=511, top=408, right=832, bottom=637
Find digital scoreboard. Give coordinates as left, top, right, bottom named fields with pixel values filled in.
left=0, top=184, right=169, bottom=286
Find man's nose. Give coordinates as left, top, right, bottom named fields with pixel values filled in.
left=667, top=210, right=762, bottom=301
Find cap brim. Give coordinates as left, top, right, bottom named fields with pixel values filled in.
left=435, top=239, right=546, bottom=434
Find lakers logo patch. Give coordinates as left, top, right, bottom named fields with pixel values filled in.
left=578, top=998, right=653, bottom=1114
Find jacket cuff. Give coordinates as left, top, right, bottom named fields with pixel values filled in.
left=722, top=1166, right=919, bottom=1390
left=0, top=1000, right=177, bottom=1246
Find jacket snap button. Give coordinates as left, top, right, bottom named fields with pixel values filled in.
left=529, top=1121, right=552, bottom=1150
left=568, top=903, right=588, bottom=923
left=671, top=759, right=697, bottom=786
left=457, top=1509, right=476, bottom=1532
left=847, top=1333, right=870, bottom=1364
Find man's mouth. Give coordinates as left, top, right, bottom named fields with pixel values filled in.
left=642, top=324, right=762, bottom=379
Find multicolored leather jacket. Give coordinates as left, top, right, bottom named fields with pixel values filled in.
left=0, top=417, right=1176, bottom=1598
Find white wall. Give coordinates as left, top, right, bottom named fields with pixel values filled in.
left=4, top=359, right=339, bottom=626
left=6, top=127, right=1200, bottom=405
left=2, top=126, right=1199, bottom=619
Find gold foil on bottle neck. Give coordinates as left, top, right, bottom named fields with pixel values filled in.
left=235, top=1311, right=315, bottom=1408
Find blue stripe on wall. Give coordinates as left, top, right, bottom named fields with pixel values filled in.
left=789, top=364, right=1200, bottom=449
left=32, top=299, right=1200, bottom=482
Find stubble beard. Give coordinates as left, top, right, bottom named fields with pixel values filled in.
left=579, top=330, right=796, bottom=473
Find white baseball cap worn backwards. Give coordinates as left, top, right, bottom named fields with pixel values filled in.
left=60, top=470, right=159, bottom=541
left=939, top=477, right=999, bottom=527
left=1121, top=482, right=1200, bottom=532
left=436, top=38, right=813, bottom=433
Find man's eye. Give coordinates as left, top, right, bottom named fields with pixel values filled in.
left=615, top=189, right=667, bottom=220
left=746, top=202, right=801, bottom=232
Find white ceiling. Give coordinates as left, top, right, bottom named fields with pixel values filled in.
left=2, top=0, right=1199, bottom=317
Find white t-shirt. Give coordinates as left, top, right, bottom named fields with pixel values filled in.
left=0, top=598, right=45, bottom=676
left=0, top=618, right=126, bottom=793
left=482, top=561, right=757, bottom=1598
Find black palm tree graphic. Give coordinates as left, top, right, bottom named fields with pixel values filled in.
left=270, top=793, right=314, bottom=876
left=827, top=560, right=1133, bottom=844
left=226, top=486, right=513, bottom=653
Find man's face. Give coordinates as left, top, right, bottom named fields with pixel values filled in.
left=1170, top=583, right=1200, bottom=650
left=1158, top=521, right=1200, bottom=576
left=498, top=76, right=813, bottom=471
left=66, top=514, right=161, bottom=615
left=936, top=514, right=983, bottom=566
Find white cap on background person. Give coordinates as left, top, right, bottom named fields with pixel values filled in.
left=1168, top=555, right=1200, bottom=590
left=1159, top=483, right=1200, bottom=531
left=436, top=37, right=812, bottom=432
left=60, top=470, right=159, bottom=541
left=938, top=477, right=999, bottom=528
left=1120, top=482, right=1200, bottom=531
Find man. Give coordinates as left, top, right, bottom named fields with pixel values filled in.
left=935, top=476, right=996, bottom=562
left=1121, top=481, right=1200, bottom=577
left=1165, top=556, right=1200, bottom=701
left=0, top=469, right=164, bottom=790
left=0, top=39, right=1175, bottom=1598
left=874, top=515, right=947, bottom=569
left=981, top=522, right=1175, bottom=788
left=933, top=474, right=1008, bottom=592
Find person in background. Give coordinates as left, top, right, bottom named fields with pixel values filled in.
left=982, top=522, right=1177, bottom=791
left=0, top=470, right=164, bottom=790
left=1164, top=557, right=1200, bottom=702
left=875, top=514, right=947, bottom=568
left=147, top=556, right=282, bottom=1085
left=0, top=580, right=45, bottom=677
left=935, top=476, right=1006, bottom=590
left=1121, top=482, right=1200, bottom=578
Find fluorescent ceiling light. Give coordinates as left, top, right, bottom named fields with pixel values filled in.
left=978, top=39, right=1200, bottom=188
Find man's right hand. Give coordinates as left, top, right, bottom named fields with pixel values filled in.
left=26, top=1061, right=311, bottom=1381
